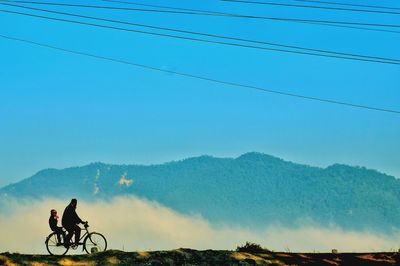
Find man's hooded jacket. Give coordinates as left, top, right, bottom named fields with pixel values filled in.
left=62, top=204, right=83, bottom=228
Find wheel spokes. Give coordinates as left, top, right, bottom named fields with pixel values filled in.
left=46, top=233, right=68, bottom=255
left=85, top=233, right=107, bottom=252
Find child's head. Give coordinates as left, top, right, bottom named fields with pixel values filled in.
left=50, top=209, right=57, bottom=216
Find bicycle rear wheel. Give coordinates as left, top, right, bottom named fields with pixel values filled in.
left=45, top=232, right=69, bottom=255
left=83, top=232, right=107, bottom=254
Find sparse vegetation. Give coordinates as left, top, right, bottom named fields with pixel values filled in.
left=236, top=241, right=268, bottom=253
left=0, top=249, right=399, bottom=266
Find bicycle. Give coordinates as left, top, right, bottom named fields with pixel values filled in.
left=45, top=222, right=107, bottom=255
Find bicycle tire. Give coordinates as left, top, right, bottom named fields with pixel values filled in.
left=45, top=232, right=69, bottom=255
left=83, top=232, right=107, bottom=254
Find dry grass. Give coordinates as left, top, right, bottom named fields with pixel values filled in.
left=0, top=255, right=18, bottom=266
left=106, top=256, right=120, bottom=265
left=30, top=262, right=50, bottom=266
left=137, top=251, right=150, bottom=258
left=0, top=249, right=398, bottom=266
left=357, top=254, right=397, bottom=264
left=58, top=258, right=96, bottom=266
left=321, top=258, right=340, bottom=265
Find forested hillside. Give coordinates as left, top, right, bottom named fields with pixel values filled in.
left=1, top=152, right=399, bottom=232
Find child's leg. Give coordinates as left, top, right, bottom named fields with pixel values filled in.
left=55, top=227, right=63, bottom=244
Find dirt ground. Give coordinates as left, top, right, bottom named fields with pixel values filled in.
left=1, top=249, right=399, bottom=266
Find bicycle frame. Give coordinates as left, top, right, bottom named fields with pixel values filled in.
left=67, top=225, right=91, bottom=251
left=46, top=222, right=107, bottom=256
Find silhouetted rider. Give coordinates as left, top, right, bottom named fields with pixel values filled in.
left=62, top=198, right=86, bottom=248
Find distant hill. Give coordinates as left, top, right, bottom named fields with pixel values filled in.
left=1, top=152, right=399, bottom=232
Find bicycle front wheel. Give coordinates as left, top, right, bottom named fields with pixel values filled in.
left=83, top=232, right=107, bottom=254
left=45, top=232, right=69, bottom=256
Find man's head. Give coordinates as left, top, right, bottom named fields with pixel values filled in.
left=50, top=209, right=57, bottom=216
left=70, top=198, right=78, bottom=208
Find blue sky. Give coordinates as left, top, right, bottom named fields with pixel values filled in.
left=0, top=0, right=399, bottom=187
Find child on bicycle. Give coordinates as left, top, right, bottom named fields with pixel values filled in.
left=49, top=209, right=66, bottom=245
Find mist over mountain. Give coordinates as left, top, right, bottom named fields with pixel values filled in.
left=1, top=152, right=399, bottom=233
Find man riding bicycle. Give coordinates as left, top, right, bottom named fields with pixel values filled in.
left=62, top=198, right=86, bottom=248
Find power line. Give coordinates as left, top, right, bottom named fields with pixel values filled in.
left=2, top=0, right=234, bottom=16
left=6, top=0, right=400, bottom=31
left=1, top=33, right=398, bottom=115
left=221, top=0, right=400, bottom=15
left=1, top=7, right=398, bottom=65
left=102, top=0, right=227, bottom=15
left=102, top=0, right=400, bottom=34
left=296, top=0, right=400, bottom=11
left=3, top=2, right=399, bottom=64
left=302, top=21, right=400, bottom=34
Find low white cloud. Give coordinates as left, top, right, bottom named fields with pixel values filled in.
left=118, top=173, right=133, bottom=187
left=93, top=184, right=100, bottom=195
left=0, top=197, right=399, bottom=254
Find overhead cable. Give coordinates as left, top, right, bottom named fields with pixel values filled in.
left=1, top=33, right=399, bottom=115
left=102, top=0, right=228, bottom=15
left=3, top=2, right=399, bottom=64
left=296, top=0, right=400, bottom=11
left=101, top=0, right=400, bottom=33
left=221, top=0, right=400, bottom=15
left=1, top=7, right=398, bottom=65
left=6, top=0, right=400, bottom=30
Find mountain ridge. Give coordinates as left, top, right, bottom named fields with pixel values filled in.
left=1, top=152, right=399, bottom=233
left=5, top=152, right=394, bottom=186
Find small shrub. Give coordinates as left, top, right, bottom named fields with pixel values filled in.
left=236, top=242, right=268, bottom=254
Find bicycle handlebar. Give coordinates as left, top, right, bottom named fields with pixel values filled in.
left=78, top=221, right=89, bottom=230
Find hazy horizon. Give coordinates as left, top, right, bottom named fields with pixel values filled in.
left=2, top=196, right=399, bottom=254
